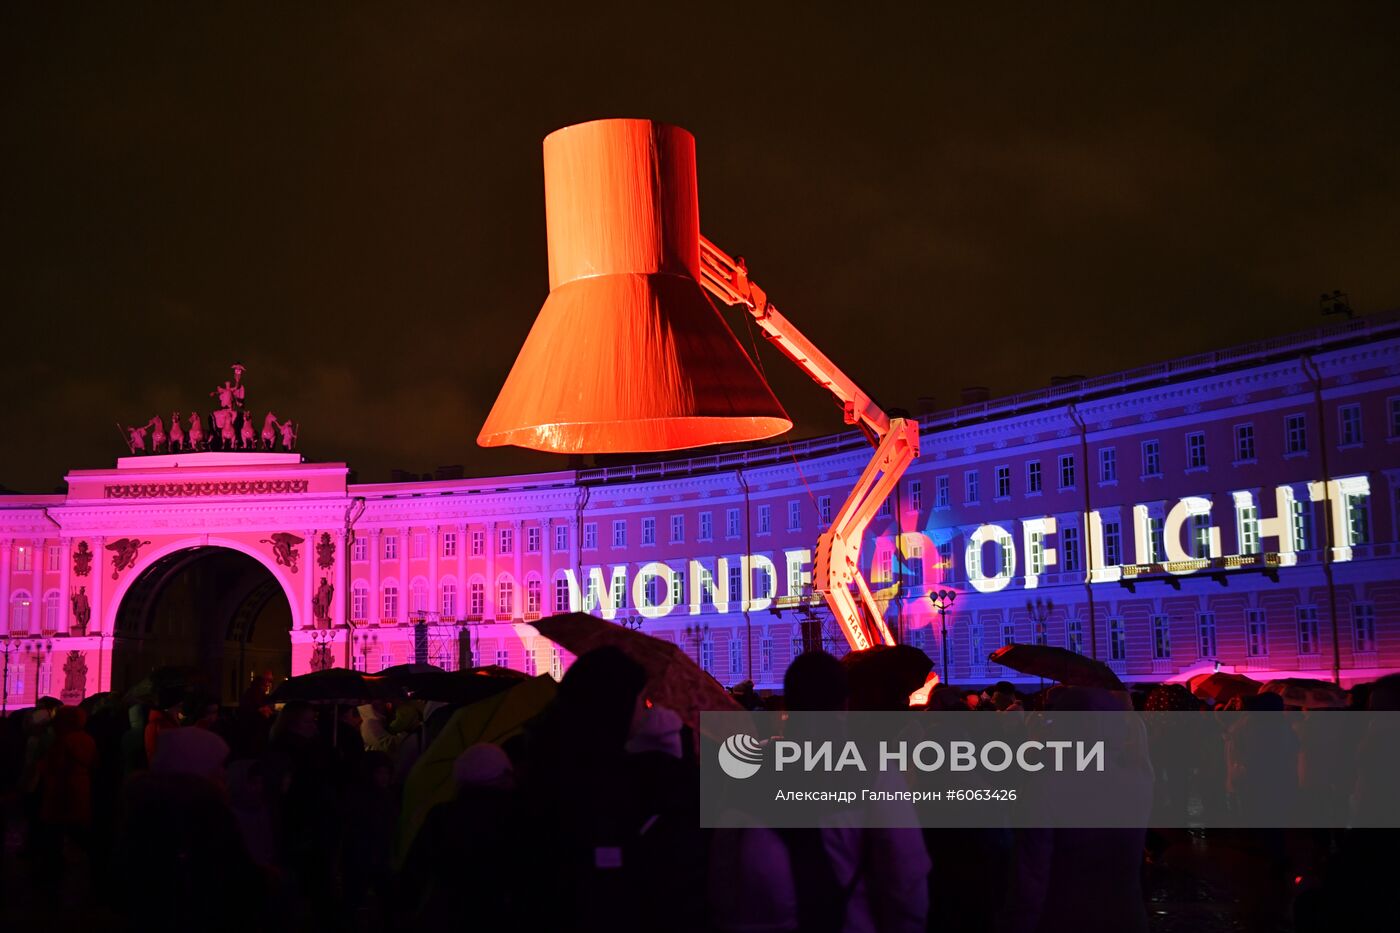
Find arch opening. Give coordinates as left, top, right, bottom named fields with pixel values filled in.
left=112, top=546, right=292, bottom=705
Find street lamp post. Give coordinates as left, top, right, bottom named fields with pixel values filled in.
left=928, top=589, right=957, bottom=682
left=684, top=622, right=710, bottom=671
left=1026, top=597, right=1054, bottom=691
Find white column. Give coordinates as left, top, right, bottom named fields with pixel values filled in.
left=303, top=529, right=316, bottom=630
left=398, top=527, right=409, bottom=625
left=369, top=529, right=381, bottom=625
left=58, top=538, right=71, bottom=635
left=334, top=530, right=348, bottom=628
left=0, top=540, right=11, bottom=634
left=428, top=524, right=439, bottom=617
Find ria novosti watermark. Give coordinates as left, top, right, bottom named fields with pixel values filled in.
left=701, top=711, right=1400, bottom=829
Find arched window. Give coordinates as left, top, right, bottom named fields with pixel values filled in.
left=42, top=591, right=60, bottom=634
left=497, top=575, right=515, bottom=619
left=440, top=578, right=458, bottom=619
left=410, top=577, right=429, bottom=616
left=525, top=575, right=542, bottom=617
left=382, top=581, right=399, bottom=621
left=351, top=582, right=369, bottom=622
left=553, top=573, right=573, bottom=614
left=9, top=591, right=32, bottom=635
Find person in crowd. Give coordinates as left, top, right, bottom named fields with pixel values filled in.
left=262, top=701, right=341, bottom=922
left=985, top=681, right=1023, bottom=712
left=710, top=651, right=931, bottom=933
left=143, top=686, right=184, bottom=762
left=34, top=705, right=98, bottom=892
left=227, top=758, right=278, bottom=870
left=340, top=750, right=398, bottom=925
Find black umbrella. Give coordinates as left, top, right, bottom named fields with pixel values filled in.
left=269, top=668, right=402, bottom=704
left=988, top=643, right=1125, bottom=691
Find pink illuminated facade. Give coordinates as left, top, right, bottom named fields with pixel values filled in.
left=3, top=314, right=1399, bottom=705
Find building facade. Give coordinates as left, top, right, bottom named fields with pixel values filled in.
left=3, top=313, right=1398, bottom=704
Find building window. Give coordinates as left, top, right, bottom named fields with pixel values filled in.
left=1104, top=521, right=1123, bottom=566
left=699, top=511, right=713, bottom=541
left=877, top=497, right=891, bottom=519
left=523, top=647, right=536, bottom=677
left=1151, top=615, right=1171, bottom=659
left=42, top=591, right=59, bottom=633
left=1062, top=525, right=1081, bottom=573
left=495, top=648, right=509, bottom=669
left=728, top=565, right=743, bottom=604
left=411, top=579, right=428, bottom=615
left=909, top=481, right=922, bottom=512
left=1099, top=447, right=1117, bottom=483
left=787, top=501, right=801, bottom=532
left=611, top=572, right=626, bottom=609
left=554, top=577, right=571, bottom=613
left=497, top=579, right=514, bottom=617
left=1238, top=504, right=1260, bottom=555
left=1026, top=460, right=1042, bottom=494
left=1235, top=424, right=1256, bottom=462
left=1291, top=500, right=1311, bottom=551
left=1345, top=492, right=1371, bottom=546
left=818, top=497, right=832, bottom=527
left=1000, top=621, right=1015, bottom=647
left=700, top=640, right=714, bottom=672
left=441, top=581, right=457, bottom=618
left=1245, top=609, right=1268, bottom=656
left=612, top=520, right=627, bottom=548
left=1353, top=603, right=1376, bottom=653
left=1058, top=454, right=1075, bottom=490
left=642, top=517, right=656, bottom=546
left=1147, top=516, right=1165, bottom=563
left=1186, top=432, right=1207, bottom=469
left=671, top=569, right=684, bottom=607
left=352, top=584, right=368, bottom=621
left=526, top=527, right=541, bottom=553
left=554, top=524, right=568, bottom=552
left=412, top=534, right=427, bottom=560
left=1198, top=612, right=1217, bottom=658
left=583, top=523, right=597, bottom=550
left=1109, top=619, right=1127, bottom=661
left=526, top=579, right=541, bottom=615
left=1142, top=440, right=1161, bottom=477
left=995, top=465, right=1010, bottom=499
left=383, top=536, right=398, bottom=561
left=353, top=536, right=368, bottom=562
left=1285, top=414, right=1308, bottom=454
left=442, top=532, right=457, bottom=559
left=46, top=546, right=61, bottom=573
left=469, top=582, right=484, bottom=617
left=728, top=639, right=743, bottom=676
left=471, top=530, right=485, bottom=556
left=671, top=514, right=685, bottom=543
left=935, top=476, right=951, bottom=508
left=1067, top=618, right=1084, bottom=655
left=1390, top=397, right=1400, bottom=438
left=965, top=470, right=980, bottom=504
left=382, top=586, right=398, bottom=620
left=14, top=547, right=31, bottom=573
left=499, top=526, right=514, bottom=554
left=551, top=647, right=562, bottom=680
left=875, top=549, right=894, bottom=583
left=1028, top=532, right=1045, bottom=575
left=1297, top=606, right=1319, bottom=656
left=726, top=508, right=741, bottom=538
left=761, top=636, right=773, bottom=673
left=1190, top=513, right=1212, bottom=559
left=1339, top=404, right=1363, bottom=446
left=1034, top=620, right=1048, bottom=646
left=758, top=505, right=771, bottom=534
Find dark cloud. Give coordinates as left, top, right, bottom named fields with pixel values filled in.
left=2, top=2, right=1398, bottom=491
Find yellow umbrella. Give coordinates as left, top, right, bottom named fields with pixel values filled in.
left=395, top=673, right=557, bottom=866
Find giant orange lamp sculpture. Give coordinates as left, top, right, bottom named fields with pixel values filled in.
left=480, top=119, right=920, bottom=651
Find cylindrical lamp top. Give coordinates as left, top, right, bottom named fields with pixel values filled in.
left=543, top=119, right=700, bottom=290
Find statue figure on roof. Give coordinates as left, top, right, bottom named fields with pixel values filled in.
left=261, top=412, right=280, bottom=449
left=120, top=422, right=148, bottom=454
left=187, top=411, right=205, bottom=450
left=213, top=408, right=237, bottom=449
left=149, top=415, right=167, bottom=453
left=240, top=412, right=257, bottom=449
left=168, top=412, right=185, bottom=452
left=312, top=576, right=334, bottom=629
left=211, top=363, right=247, bottom=411
left=279, top=419, right=298, bottom=451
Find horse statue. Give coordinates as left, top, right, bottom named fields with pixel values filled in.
left=213, top=408, right=237, bottom=450
left=168, top=412, right=185, bottom=451
left=187, top=411, right=205, bottom=450
left=261, top=412, right=280, bottom=449
left=240, top=412, right=257, bottom=449
left=149, top=415, right=167, bottom=453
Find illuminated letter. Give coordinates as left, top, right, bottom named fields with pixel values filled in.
left=688, top=557, right=727, bottom=614
left=583, top=565, right=627, bottom=620
left=966, top=524, right=1015, bottom=593
left=743, top=554, right=777, bottom=612
left=1162, top=496, right=1219, bottom=572
left=1021, top=517, right=1057, bottom=590
left=1308, top=475, right=1371, bottom=563
left=560, top=569, right=584, bottom=611
left=633, top=562, right=674, bottom=620
left=1233, top=486, right=1301, bottom=565
left=1084, top=511, right=1121, bottom=583
left=783, top=549, right=812, bottom=598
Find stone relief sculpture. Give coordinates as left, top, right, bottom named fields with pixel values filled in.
left=310, top=641, right=334, bottom=672
left=61, top=652, right=88, bottom=705
left=70, top=586, right=91, bottom=635
left=316, top=532, right=335, bottom=571
left=261, top=532, right=305, bottom=573
left=73, top=541, right=92, bottom=577
left=105, top=537, right=151, bottom=578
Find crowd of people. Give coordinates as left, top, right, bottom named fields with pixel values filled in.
left=0, top=654, right=1396, bottom=932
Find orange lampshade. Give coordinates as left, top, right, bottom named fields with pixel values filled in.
left=477, top=118, right=792, bottom=454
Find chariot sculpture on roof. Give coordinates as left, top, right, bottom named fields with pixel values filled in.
left=118, top=363, right=300, bottom=455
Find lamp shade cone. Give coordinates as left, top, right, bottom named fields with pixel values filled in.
left=477, top=118, right=792, bottom=454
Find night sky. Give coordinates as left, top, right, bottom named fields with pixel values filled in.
left=3, top=3, right=1398, bottom=492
